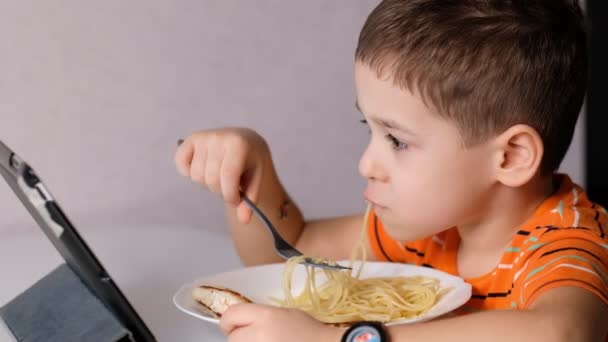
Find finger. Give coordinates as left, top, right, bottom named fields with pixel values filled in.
left=219, top=303, right=260, bottom=335
left=204, top=144, right=224, bottom=195
left=241, top=162, right=263, bottom=205
left=225, top=326, right=252, bottom=342
left=189, top=144, right=208, bottom=186
left=174, top=138, right=194, bottom=177
left=220, top=147, right=246, bottom=206
left=235, top=162, right=264, bottom=224
left=236, top=201, right=253, bottom=224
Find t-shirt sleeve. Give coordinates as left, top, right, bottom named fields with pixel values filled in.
left=513, top=231, right=608, bottom=308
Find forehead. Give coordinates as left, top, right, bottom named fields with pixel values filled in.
left=354, top=63, right=433, bottom=126
left=354, top=62, right=467, bottom=146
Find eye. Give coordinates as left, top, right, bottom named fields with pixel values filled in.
left=385, top=134, right=408, bottom=151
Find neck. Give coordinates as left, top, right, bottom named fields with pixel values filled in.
left=458, top=175, right=554, bottom=255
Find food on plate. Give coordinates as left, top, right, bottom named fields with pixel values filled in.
left=192, top=206, right=448, bottom=324
left=272, top=255, right=444, bottom=325
left=269, top=207, right=445, bottom=324
left=191, top=285, right=252, bottom=318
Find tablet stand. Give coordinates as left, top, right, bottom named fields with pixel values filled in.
left=0, top=263, right=133, bottom=342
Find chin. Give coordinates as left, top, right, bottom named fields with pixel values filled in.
left=381, top=222, right=409, bottom=240
left=382, top=219, right=433, bottom=242
left=386, top=231, right=419, bottom=243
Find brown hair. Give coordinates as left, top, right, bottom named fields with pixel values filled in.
left=355, top=0, right=588, bottom=174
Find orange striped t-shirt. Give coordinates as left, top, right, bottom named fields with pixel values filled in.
left=367, top=174, right=608, bottom=312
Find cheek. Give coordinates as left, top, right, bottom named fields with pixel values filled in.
left=387, top=174, right=455, bottom=233
left=391, top=153, right=456, bottom=199
left=389, top=150, right=488, bottom=225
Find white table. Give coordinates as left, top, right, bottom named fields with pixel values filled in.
left=0, top=225, right=243, bottom=341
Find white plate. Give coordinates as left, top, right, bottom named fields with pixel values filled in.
left=173, top=261, right=472, bottom=326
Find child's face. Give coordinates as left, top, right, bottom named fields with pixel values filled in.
left=354, top=62, right=496, bottom=241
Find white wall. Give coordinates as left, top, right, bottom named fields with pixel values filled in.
left=0, top=1, right=585, bottom=236
left=0, top=1, right=377, bottom=235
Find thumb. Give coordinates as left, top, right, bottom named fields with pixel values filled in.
left=236, top=201, right=253, bottom=224
left=218, top=303, right=259, bottom=335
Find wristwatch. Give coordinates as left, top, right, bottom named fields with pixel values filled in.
left=341, top=321, right=389, bottom=342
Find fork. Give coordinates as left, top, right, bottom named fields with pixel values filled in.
left=176, top=138, right=350, bottom=271
left=240, top=193, right=351, bottom=271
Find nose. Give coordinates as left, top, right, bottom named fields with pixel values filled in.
left=358, top=144, right=388, bottom=182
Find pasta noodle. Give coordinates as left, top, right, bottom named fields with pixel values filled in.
left=271, top=206, right=444, bottom=324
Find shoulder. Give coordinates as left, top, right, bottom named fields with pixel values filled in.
left=514, top=175, right=608, bottom=277
left=525, top=174, right=607, bottom=242
left=508, top=175, right=608, bottom=306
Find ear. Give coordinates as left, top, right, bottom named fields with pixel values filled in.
left=492, top=124, right=544, bottom=187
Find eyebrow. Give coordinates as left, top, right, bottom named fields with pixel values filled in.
left=355, top=101, right=416, bottom=136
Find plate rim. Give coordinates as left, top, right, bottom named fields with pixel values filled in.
left=173, top=261, right=472, bottom=325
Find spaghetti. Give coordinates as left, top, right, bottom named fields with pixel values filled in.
left=272, top=207, right=444, bottom=324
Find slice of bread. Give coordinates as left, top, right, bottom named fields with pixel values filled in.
left=192, top=285, right=252, bottom=318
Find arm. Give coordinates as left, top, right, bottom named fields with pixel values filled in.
left=224, top=147, right=304, bottom=265
left=175, top=128, right=374, bottom=267
left=219, top=286, right=608, bottom=342
left=379, top=286, right=608, bottom=342
left=226, top=150, right=372, bottom=265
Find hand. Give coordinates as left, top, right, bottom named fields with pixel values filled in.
left=219, top=303, right=343, bottom=342
left=174, top=128, right=270, bottom=224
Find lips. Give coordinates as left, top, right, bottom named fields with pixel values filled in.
left=363, top=190, right=387, bottom=210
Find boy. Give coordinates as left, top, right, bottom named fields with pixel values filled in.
left=175, top=0, right=608, bottom=341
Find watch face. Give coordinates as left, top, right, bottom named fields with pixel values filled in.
left=345, top=325, right=382, bottom=342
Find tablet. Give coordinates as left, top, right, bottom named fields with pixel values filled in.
left=0, top=140, right=156, bottom=341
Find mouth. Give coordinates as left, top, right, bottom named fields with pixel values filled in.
left=363, top=191, right=387, bottom=210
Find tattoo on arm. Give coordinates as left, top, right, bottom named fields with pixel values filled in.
left=279, top=199, right=290, bottom=220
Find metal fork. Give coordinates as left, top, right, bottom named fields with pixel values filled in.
left=176, top=138, right=350, bottom=271
left=240, top=193, right=351, bottom=271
